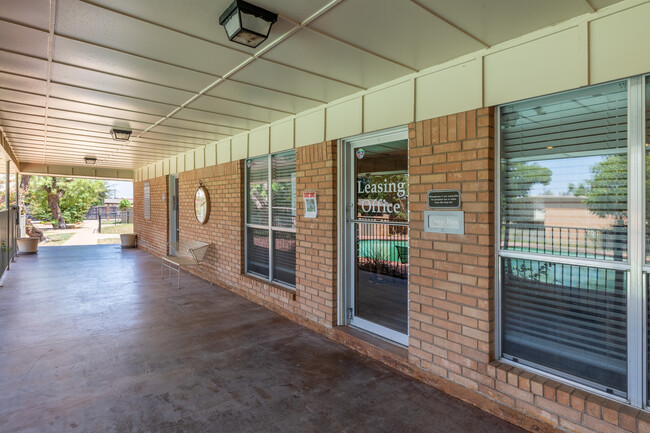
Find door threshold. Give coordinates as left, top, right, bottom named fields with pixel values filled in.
left=346, top=324, right=409, bottom=354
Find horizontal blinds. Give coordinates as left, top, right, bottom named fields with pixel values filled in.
left=501, top=257, right=627, bottom=393
left=501, top=81, right=628, bottom=161
left=271, top=152, right=296, bottom=229
left=500, top=81, right=628, bottom=260
left=273, top=231, right=296, bottom=286
left=246, top=227, right=269, bottom=278
left=247, top=157, right=269, bottom=225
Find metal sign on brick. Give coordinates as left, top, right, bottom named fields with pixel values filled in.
left=427, top=190, right=461, bottom=209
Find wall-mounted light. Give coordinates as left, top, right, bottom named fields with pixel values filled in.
left=110, top=128, right=132, bottom=142
left=84, top=157, right=97, bottom=165
left=219, top=0, right=277, bottom=48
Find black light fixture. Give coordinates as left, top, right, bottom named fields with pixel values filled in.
left=110, top=128, right=132, bottom=142
left=219, top=0, right=278, bottom=48
left=84, top=157, right=97, bottom=165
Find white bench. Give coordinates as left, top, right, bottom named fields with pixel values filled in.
left=161, top=241, right=210, bottom=288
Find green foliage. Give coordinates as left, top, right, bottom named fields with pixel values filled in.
left=501, top=161, right=552, bottom=223
left=26, top=177, right=107, bottom=225
left=119, top=199, right=132, bottom=210
left=569, top=154, right=631, bottom=221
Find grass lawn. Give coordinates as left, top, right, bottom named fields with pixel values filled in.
left=97, top=238, right=120, bottom=245
left=41, top=233, right=74, bottom=246
left=100, top=223, right=133, bottom=235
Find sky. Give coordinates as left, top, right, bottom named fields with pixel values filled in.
left=104, top=180, right=134, bottom=199
left=528, top=156, right=602, bottom=196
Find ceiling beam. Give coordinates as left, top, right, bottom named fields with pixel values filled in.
left=42, top=0, right=57, bottom=164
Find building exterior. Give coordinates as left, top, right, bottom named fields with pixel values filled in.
left=133, top=11, right=650, bottom=426
left=3, top=0, right=650, bottom=432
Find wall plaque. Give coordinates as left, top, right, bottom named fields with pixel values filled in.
left=427, top=190, right=461, bottom=209
left=424, top=211, right=464, bottom=235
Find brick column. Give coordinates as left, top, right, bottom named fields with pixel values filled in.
left=408, top=108, right=496, bottom=385
left=295, top=141, right=338, bottom=326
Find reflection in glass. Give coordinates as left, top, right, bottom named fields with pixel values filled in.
left=248, top=157, right=269, bottom=225
left=273, top=231, right=296, bottom=286
left=502, top=257, right=627, bottom=394
left=500, top=81, right=628, bottom=260
left=353, top=140, right=408, bottom=334
left=247, top=228, right=269, bottom=278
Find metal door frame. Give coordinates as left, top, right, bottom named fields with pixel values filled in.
left=337, top=126, right=409, bottom=346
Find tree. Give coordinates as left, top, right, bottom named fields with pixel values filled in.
left=501, top=161, right=552, bottom=222
left=119, top=199, right=132, bottom=210
left=26, top=177, right=107, bottom=228
left=569, top=154, right=629, bottom=222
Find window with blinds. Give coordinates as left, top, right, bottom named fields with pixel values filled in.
left=499, top=81, right=630, bottom=396
left=500, top=81, right=628, bottom=260
left=245, top=151, right=296, bottom=287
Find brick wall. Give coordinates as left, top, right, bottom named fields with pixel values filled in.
left=295, top=141, right=338, bottom=326
left=407, top=109, right=650, bottom=433
left=132, top=114, right=650, bottom=433
left=133, top=176, right=168, bottom=257
left=135, top=141, right=338, bottom=328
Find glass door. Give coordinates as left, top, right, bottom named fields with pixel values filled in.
left=345, top=129, right=409, bottom=345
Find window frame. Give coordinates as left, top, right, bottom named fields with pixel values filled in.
left=244, top=150, right=297, bottom=289
left=495, top=76, right=648, bottom=408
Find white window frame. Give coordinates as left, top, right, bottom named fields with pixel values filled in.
left=244, top=150, right=297, bottom=289
left=495, top=75, right=648, bottom=408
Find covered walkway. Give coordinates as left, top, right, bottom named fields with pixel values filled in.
left=0, top=246, right=524, bottom=433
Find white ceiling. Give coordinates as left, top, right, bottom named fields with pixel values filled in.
left=0, top=0, right=624, bottom=171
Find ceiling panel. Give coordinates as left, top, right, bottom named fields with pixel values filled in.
left=47, top=99, right=162, bottom=125
left=172, top=107, right=268, bottom=130
left=55, top=0, right=251, bottom=76
left=48, top=83, right=176, bottom=116
left=0, top=72, right=47, bottom=95
left=262, top=28, right=413, bottom=88
left=207, top=80, right=317, bottom=114
left=0, top=50, right=48, bottom=79
left=144, top=124, right=226, bottom=142
left=414, top=0, right=592, bottom=46
left=136, top=131, right=212, bottom=147
left=309, top=0, right=485, bottom=71
left=86, top=0, right=330, bottom=37
left=230, top=59, right=360, bottom=102
left=590, top=0, right=626, bottom=9
left=53, top=36, right=219, bottom=92
left=162, top=116, right=255, bottom=137
left=1, top=0, right=50, bottom=31
left=0, top=101, right=45, bottom=117
left=186, top=95, right=289, bottom=123
left=0, top=20, right=49, bottom=59
left=0, top=88, right=47, bottom=107
left=50, top=63, right=195, bottom=106
left=0, top=110, right=45, bottom=125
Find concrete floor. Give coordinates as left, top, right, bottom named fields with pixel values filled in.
left=0, top=246, right=527, bottom=433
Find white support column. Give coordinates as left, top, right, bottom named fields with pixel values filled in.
left=6, top=160, right=10, bottom=270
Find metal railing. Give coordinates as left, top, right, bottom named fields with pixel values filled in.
left=501, top=223, right=627, bottom=260
left=356, top=221, right=408, bottom=279
left=0, top=206, right=20, bottom=279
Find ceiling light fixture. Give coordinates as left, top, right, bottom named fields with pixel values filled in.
left=110, top=128, right=132, bottom=142
left=219, top=0, right=277, bottom=48
left=84, top=157, right=97, bottom=165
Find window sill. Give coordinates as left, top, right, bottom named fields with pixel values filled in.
left=243, top=273, right=296, bottom=301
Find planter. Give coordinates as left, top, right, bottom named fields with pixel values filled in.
left=120, top=233, right=137, bottom=248
left=17, top=237, right=39, bottom=254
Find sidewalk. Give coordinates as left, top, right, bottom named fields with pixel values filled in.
left=62, top=220, right=120, bottom=245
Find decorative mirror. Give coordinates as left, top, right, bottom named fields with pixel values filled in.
left=194, top=182, right=210, bottom=224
